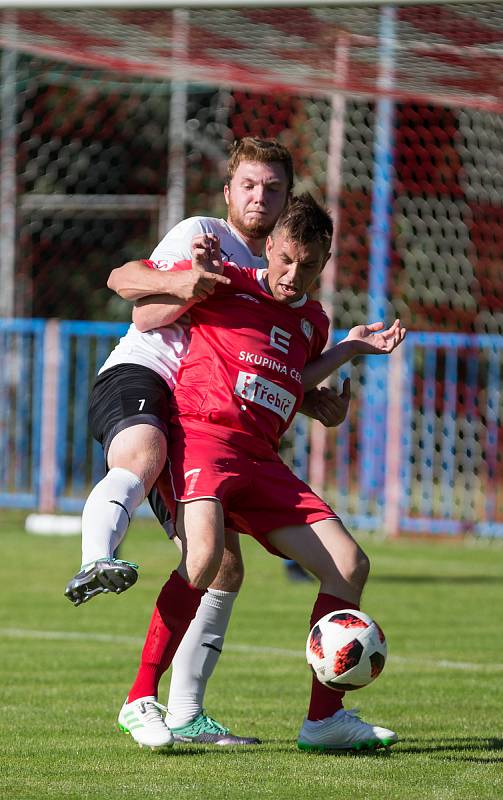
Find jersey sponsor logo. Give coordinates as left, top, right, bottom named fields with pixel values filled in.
left=238, top=351, right=302, bottom=384
left=270, top=326, right=291, bottom=354
left=236, top=293, right=261, bottom=303
left=234, top=371, right=295, bottom=421
left=239, top=350, right=286, bottom=374
left=301, top=318, right=314, bottom=340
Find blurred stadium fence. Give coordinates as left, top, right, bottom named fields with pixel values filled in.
left=0, top=317, right=502, bottom=538
left=0, top=3, right=502, bottom=535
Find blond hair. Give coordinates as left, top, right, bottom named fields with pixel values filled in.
left=226, top=137, right=294, bottom=192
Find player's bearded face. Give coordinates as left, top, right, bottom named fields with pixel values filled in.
left=225, top=161, right=290, bottom=241
left=265, top=230, right=330, bottom=304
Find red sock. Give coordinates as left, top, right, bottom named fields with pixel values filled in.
left=128, top=570, right=204, bottom=702
left=307, top=593, right=359, bottom=721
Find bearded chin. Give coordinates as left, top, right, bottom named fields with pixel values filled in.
left=240, top=219, right=269, bottom=238
left=229, top=206, right=272, bottom=240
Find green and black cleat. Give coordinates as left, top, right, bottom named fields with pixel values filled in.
left=64, top=558, right=138, bottom=606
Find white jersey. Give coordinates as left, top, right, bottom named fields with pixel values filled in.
left=99, top=217, right=266, bottom=388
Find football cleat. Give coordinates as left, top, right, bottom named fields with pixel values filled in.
left=297, top=708, right=398, bottom=752
left=169, top=712, right=261, bottom=746
left=64, top=558, right=138, bottom=605
left=118, top=697, right=174, bottom=750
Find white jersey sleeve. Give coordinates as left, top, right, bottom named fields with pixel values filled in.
left=150, top=217, right=267, bottom=270
left=150, top=218, right=219, bottom=265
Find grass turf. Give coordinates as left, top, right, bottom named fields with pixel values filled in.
left=1, top=509, right=502, bottom=800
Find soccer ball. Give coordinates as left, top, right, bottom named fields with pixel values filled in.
left=306, top=609, right=387, bottom=691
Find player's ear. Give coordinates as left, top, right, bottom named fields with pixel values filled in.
left=265, top=235, right=274, bottom=259
left=321, top=251, right=331, bottom=269
left=223, top=183, right=230, bottom=206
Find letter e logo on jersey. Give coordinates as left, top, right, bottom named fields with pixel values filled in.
left=270, top=326, right=291, bottom=354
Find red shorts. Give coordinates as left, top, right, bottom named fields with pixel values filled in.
left=161, top=420, right=339, bottom=557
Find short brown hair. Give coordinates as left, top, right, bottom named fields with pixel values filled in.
left=272, top=192, right=333, bottom=252
left=226, top=137, right=294, bottom=192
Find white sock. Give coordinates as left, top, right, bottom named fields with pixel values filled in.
left=80, top=467, right=145, bottom=565
left=166, top=588, right=238, bottom=727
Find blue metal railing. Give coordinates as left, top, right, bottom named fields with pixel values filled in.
left=0, top=318, right=45, bottom=508
left=56, top=320, right=128, bottom=512
left=0, top=318, right=502, bottom=537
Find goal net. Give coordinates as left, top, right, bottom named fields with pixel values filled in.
left=1, top=3, right=502, bottom=533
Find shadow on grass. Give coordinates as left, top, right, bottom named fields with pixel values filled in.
left=145, top=737, right=503, bottom=763
left=147, top=740, right=395, bottom=758
left=397, top=736, right=503, bottom=763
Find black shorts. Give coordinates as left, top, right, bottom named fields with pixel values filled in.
left=88, top=363, right=172, bottom=458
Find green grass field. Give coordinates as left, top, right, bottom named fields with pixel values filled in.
left=1, top=509, right=502, bottom=800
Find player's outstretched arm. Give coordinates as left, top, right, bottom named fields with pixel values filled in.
left=302, top=319, right=406, bottom=391
left=300, top=380, right=351, bottom=427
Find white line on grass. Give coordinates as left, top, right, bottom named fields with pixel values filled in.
left=1, top=626, right=502, bottom=673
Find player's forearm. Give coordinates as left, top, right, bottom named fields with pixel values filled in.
left=107, top=260, right=186, bottom=301
left=302, top=339, right=359, bottom=391
left=132, top=295, right=195, bottom=332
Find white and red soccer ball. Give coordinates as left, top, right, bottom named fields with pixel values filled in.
left=306, top=609, right=387, bottom=691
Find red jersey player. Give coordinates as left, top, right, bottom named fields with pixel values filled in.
left=119, top=193, right=405, bottom=753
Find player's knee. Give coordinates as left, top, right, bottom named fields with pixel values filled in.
left=108, top=425, right=167, bottom=492
left=327, top=545, right=369, bottom=592
left=186, top=551, right=222, bottom=590
left=185, top=536, right=224, bottom=590
left=210, top=547, right=244, bottom=592
left=348, top=547, right=370, bottom=590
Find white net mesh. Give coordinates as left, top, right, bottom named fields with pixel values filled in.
left=1, top=5, right=501, bottom=327
left=1, top=4, right=503, bottom=531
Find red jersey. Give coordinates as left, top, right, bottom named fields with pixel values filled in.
left=171, top=262, right=329, bottom=452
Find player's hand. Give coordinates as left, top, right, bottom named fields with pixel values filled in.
left=344, top=319, right=406, bottom=356
left=300, top=379, right=350, bottom=427
left=175, top=233, right=230, bottom=302
left=191, top=233, right=225, bottom=274
left=158, top=268, right=229, bottom=302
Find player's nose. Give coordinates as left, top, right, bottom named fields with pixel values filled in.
left=287, top=263, right=301, bottom=282
left=252, top=184, right=267, bottom=203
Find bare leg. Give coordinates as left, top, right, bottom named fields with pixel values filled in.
left=267, top=517, right=370, bottom=603
left=268, top=518, right=369, bottom=722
